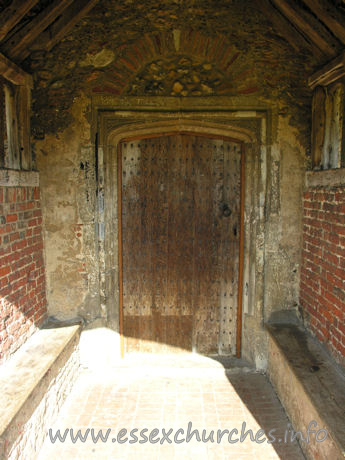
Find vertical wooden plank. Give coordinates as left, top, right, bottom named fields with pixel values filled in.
left=122, top=141, right=142, bottom=352
left=17, top=84, right=31, bottom=170
left=192, top=136, right=204, bottom=352
left=213, top=139, right=224, bottom=354
left=161, top=138, right=171, bottom=350
left=192, top=136, right=219, bottom=354
left=206, top=138, right=222, bottom=354
left=160, top=137, right=170, bottom=348
left=166, top=135, right=194, bottom=350
left=144, top=138, right=153, bottom=350
left=150, top=137, right=167, bottom=349
left=323, top=89, right=333, bottom=169
left=329, top=82, right=344, bottom=168
left=122, top=140, right=142, bottom=352
left=139, top=140, right=153, bottom=352
left=117, top=143, right=124, bottom=358
left=166, top=136, right=178, bottom=349
left=236, top=144, right=245, bottom=358
left=179, top=135, right=194, bottom=351
left=133, top=140, right=147, bottom=351
left=0, top=81, right=5, bottom=168
left=342, top=89, right=345, bottom=168
left=167, top=135, right=181, bottom=349
left=166, top=135, right=177, bottom=332
left=4, top=84, right=20, bottom=169
left=311, top=86, right=326, bottom=169
left=218, top=141, right=241, bottom=355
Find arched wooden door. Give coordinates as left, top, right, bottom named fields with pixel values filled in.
left=118, top=133, right=243, bottom=355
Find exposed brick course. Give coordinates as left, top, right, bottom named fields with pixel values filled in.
left=0, top=186, right=47, bottom=364
left=300, top=186, right=345, bottom=365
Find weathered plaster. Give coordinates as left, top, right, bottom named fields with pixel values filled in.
left=35, top=95, right=100, bottom=323
left=263, top=117, right=307, bottom=323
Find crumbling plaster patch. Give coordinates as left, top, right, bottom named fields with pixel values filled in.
left=263, top=117, right=307, bottom=322
left=35, top=95, right=100, bottom=323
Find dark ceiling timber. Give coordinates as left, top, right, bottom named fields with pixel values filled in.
left=255, top=0, right=324, bottom=59
left=0, top=0, right=99, bottom=65
left=29, top=0, right=99, bottom=55
left=270, top=0, right=342, bottom=59
left=301, top=0, right=345, bottom=45
left=0, top=0, right=40, bottom=42
left=1, top=0, right=74, bottom=62
left=309, top=50, right=345, bottom=88
left=0, top=51, right=32, bottom=85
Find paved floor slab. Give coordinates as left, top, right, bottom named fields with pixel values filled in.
left=38, top=354, right=305, bottom=459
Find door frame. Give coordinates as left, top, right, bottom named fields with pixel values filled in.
left=94, top=99, right=272, bottom=366
left=117, top=130, right=245, bottom=358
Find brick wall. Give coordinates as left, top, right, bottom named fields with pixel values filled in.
left=0, top=186, right=47, bottom=363
left=300, top=186, right=345, bottom=366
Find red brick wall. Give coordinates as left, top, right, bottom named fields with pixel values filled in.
left=0, top=186, right=47, bottom=363
left=300, top=186, right=345, bottom=366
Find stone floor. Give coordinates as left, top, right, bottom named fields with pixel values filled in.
left=38, top=354, right=305, bottom=460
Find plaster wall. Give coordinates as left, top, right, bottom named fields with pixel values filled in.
left=36, top=96, right=100, bottom=324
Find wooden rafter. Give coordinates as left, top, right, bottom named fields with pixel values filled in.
left=29, top=0, right=99, bottom=55
left=308, top=51, right=345, bottom=88
left=2, top=0, right=74, bottom=62
left=311, top=86, right=326, bottom=167
left=0, top=0, right=39, bottom=43
left=0, top=52, right=32, bottom=86
left=254, top=0, right=323, bottom=59
left=301, top=0, right=345, bottom=45
left=271, top=0, right=341, bottom=58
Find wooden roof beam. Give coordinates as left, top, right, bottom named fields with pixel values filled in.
left=308, top=51, right=345, bottom=88
left=271, top=0, right=341, bottom=59
left=0, top=52, right=32, bottom=86
left=2, top=0, right=74, bottom=62
left=254, top=0, right=323, bottom=59
left=301, top=0, right=345, bottom=45
left=0, top=0, right=40, bottom=43
left=29, top=0, right=99, bottom=55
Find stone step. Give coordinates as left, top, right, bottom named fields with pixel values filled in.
left=0, top=320, right=81, bottom=460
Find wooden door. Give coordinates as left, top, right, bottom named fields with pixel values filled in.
left=120, top=133, right=242, bottom=355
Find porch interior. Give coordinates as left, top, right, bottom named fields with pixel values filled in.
left=0, top=1, right=345, bottom=459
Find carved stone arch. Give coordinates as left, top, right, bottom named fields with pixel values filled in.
left=107, top=119, right=255, bottom=146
